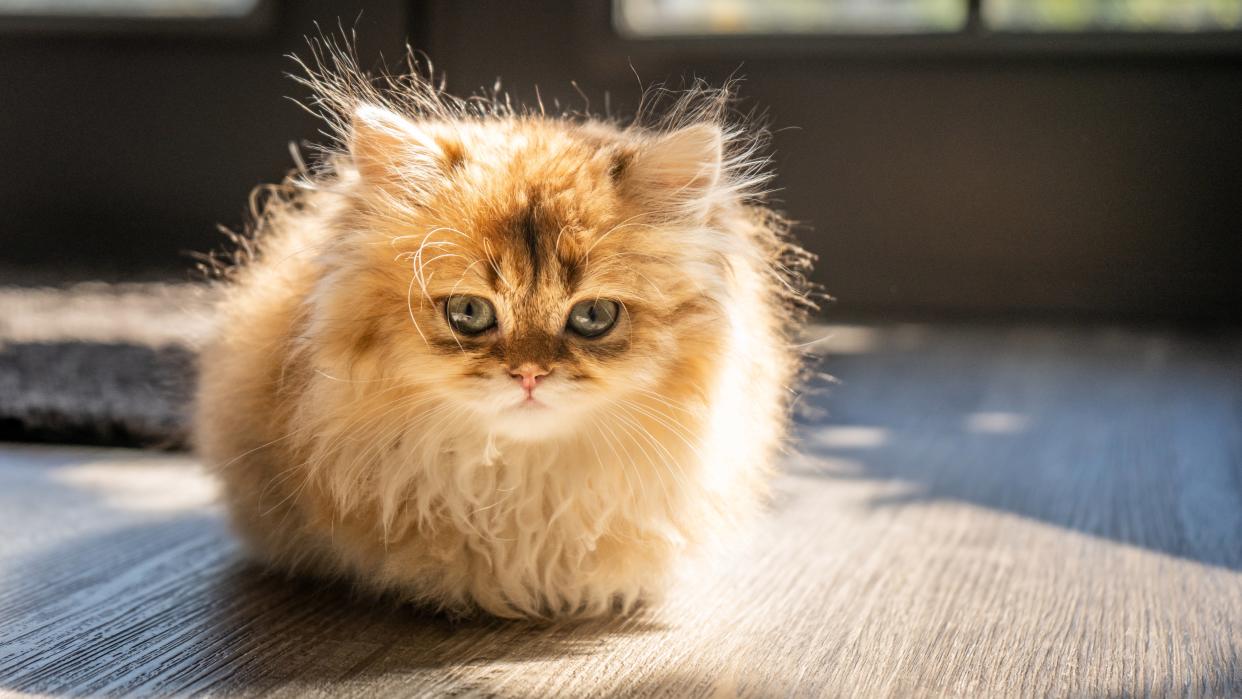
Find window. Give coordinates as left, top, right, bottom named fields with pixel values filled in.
left=987, top=0, right=1242, bottom=32
left=615, top=0, right=1242, bottom=36
left=0, top=0, right=257, bottom=17
left=616, top=0, right=967, bottom=36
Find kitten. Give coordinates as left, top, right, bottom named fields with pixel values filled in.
left=195, top=47, right=815, bottom=619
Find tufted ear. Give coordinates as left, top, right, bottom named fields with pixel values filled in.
left=349, top=103, right=448, bottom=192
left=625, top=123, right=724, bottom=219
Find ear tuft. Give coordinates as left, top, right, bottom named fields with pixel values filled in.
left=349, top=103, right=446, bottom=190
left=626, top=123, right=724, bottom=218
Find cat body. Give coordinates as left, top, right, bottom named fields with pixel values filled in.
left=196, top=52, right=813, bottom=618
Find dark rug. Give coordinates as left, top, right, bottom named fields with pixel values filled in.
left=0, top=284, right=210, bottom=449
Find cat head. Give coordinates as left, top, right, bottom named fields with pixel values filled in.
left=304, top=96, right=771, bottom=443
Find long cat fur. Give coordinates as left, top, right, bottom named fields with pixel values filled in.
left=195, top=44, right=815, bottom=619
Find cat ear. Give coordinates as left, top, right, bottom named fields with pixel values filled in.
left=626, top=123, right=724, bottom=218
left=349, top=103, right=446, bottom=191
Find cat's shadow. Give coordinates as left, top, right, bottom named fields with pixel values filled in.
left=0, top=509, right=665, bottom=696
left=202, top=561, right=661, bottom=691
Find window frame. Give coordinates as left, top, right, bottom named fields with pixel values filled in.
left=607, top=0, right=1242, bottom=56
left=0, top=0, right=276, bottom=37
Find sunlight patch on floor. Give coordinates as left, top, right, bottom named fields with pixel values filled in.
left=51, top=456, right=217, bottom=513
left=963, top=411, right=1031, bottom=434
left=811, top=426, right=889, bottom=449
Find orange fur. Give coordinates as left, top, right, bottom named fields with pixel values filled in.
left=195, top=47, right=814, bottom=619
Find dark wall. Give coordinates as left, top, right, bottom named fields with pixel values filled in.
left=1, top=1, right=1239, bottom=320
left=0, top=0, right=409, bottom=281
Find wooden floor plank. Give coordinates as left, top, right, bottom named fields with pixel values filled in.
left=1, top=323, right=1239, bottom=697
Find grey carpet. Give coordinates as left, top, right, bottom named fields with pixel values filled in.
left=0, top=284, right=210, bottom=448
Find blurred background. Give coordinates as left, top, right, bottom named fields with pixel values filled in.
left=2, top=7, right=1241, bottom=693
left=1, top=0, right=1241, bottom=445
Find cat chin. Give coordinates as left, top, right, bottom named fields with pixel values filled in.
left=480, top=400, right=592, bottom=443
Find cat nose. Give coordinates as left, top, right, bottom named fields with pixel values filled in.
left=508, top=363, right=551, bottom=393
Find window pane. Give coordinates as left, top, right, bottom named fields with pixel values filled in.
left=0, top=0, right=258, bottom=18
left=985, top=0, right=1242, bottom=32
left=615, top=0, right=968, bottom=36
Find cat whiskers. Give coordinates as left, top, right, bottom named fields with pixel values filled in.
left=586, top=412, right=643, bottom=507
left=624, top=387, right=708, bottom=437
left=616, top=398, right=706, bottom=464
left=405, top=274, right=431, bottom=347
left=599, top=401, right=681, bottom=502
left=413, top=252, right=470, bottom=297
left=398, top=223, right=481, bottom=302
left=593, top=409, right=661, bottom=505
left=314, top=368, right=401, bottom=384
left=552, top=224, right=571, bottom=256
left=581, top=214, right=658, bottom=270
left=609, top=403, right=696, bottom=495
left=481, top=237, right=513, bottom=291
left=611, top=389, right=709, bottom=487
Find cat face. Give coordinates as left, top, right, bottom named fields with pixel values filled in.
left=317, top=106, right=732, bottom=442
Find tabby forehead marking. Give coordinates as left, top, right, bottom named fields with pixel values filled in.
left=518, top=200, right=542, bottom=282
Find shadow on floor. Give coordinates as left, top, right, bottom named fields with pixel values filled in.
left=0, top=457, right=662, bottom=696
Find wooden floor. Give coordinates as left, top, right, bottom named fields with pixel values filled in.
left=1, top=324, right=1239, bottom=697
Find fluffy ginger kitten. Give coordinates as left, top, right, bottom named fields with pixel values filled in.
left=195, top=50, right=815, bottom=619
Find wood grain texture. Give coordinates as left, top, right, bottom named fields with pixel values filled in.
left=1, top=324, right=1239, bottom=697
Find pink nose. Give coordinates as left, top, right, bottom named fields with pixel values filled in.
left=509, top=363, right=551, bottom=393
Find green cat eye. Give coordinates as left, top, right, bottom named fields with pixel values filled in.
left=567, top=299, right=619, bottom=338
left=445, top=295, right=496, bottom=335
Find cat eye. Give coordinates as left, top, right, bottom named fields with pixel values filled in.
left=567, top=299, right=619, bottom=338
left=445, top=295, right=497, bottom=335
